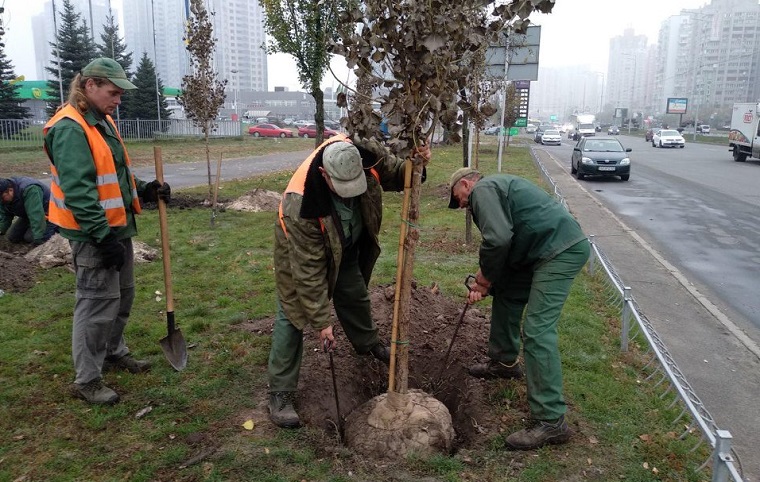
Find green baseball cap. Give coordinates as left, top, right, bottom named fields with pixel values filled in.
left=323, top=142, right=367, bottom=198
left=81, top=58, right=137, bottom=90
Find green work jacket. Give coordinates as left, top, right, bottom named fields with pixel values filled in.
left=469, top=174, right=587, bottom=284
left=43, top=108, right=148, bottom=243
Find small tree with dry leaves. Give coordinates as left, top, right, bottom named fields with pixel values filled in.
left=179, top=0, right=227, bottom=205
left=333, top=0, right=556, bottom=395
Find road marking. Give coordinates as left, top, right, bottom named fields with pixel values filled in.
left=537, top=146, right=760, bottom=361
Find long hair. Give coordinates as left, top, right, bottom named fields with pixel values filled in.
left=65, top=74, right=108, bottom=114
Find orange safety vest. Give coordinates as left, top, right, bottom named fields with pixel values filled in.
left=44, top=104, right=141, bottom=230
left=278, top=134, right=380, bottom=237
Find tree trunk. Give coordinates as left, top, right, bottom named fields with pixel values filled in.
left=461, top=111, right=472, bottom=244
left=389, top=158, right=424, bottom=395
left=312, top=87, right=325, bottom=147
left=204, top=125, right=212, bottom=203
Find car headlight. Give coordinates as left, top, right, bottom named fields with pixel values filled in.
left=620, top=158, right=630, bottom=166
left=581, top=157, right=593, bottom=165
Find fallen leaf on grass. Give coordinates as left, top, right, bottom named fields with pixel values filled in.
left=643, top=462, right=650, bottom=469
left=639, top=434, right=652, bottom=442
left=135, top=406, right=153, bottom=419
left=242, top=420, right=254, bottom=430
left=588, top=436, right=598, bottom=444
left=587, top=458, right=592, bottom=465
left=264, top=447, right=270, bottom=454
left=32, top=350, right=48, bottom=356
left=652, top=467, right=659, bottom=474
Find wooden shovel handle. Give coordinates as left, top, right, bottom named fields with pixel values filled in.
left=154, top=146, right=174, bottom=314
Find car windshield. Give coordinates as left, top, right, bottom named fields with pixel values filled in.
left=584, top=140, right=623, bottom=152
left=660, top=130, right=679, bottom=136
left=544, top=130, right=559, bottom=135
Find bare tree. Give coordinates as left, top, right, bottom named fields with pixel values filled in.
left=178, top=0, right=227, bottom=206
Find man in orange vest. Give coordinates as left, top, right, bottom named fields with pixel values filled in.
left=43, top=58, right=171, bottom=405
left=269, top=134, right=430, bottom=428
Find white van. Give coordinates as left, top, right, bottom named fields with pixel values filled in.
left=697, top=124, right=710, bottom=134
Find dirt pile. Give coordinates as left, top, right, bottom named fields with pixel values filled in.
left=225, top=189, right=281, bottom=212
left=242, top=283, right=525, bottom=459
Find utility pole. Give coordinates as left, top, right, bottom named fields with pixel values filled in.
left=151, top=0, right=162, bottom=128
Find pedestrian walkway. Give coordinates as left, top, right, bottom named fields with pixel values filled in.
left=532, top=147, right=760, bottom=481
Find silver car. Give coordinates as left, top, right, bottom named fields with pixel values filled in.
left=652, top=129, right=685, bottom=148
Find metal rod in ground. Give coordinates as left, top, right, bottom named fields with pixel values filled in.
left=324, top=340, right=343, bottom=442
left=436, top=302, right=470, bottom=381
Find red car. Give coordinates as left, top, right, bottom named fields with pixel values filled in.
left=248, top=124, right=293, bottom=138
left=297, top=124, right=339, bottom=138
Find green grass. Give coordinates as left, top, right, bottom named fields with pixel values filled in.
left=0, top=138, right=711, bottom=481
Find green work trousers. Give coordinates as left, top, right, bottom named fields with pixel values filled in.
left=487, top=239, right=590, bottom=421
left=268, top=246, right=380, bottom=393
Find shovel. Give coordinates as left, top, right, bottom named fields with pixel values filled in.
left=154, top=146, right=188, bottom=371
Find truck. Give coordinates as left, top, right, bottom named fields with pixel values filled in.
left=728, top=103, right=760, bottom=162
left=572, top=114, right=596, bottom=141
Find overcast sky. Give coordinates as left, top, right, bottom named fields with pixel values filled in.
left=3, top=0, right=710, bottom=90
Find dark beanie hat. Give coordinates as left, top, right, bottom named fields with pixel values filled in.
left=0, top=178, right=12, bottom=193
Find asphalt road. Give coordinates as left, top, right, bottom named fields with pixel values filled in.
left=533, top=136, right=760, bottom=481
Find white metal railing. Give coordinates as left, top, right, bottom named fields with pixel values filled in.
left=0, top=118, right=244, bottom=148
left=533, top=151, right=744, bottom=482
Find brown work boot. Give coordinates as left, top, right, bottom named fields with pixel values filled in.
left=369, top=343, right=390, bottom=365
left=468, top=360, right=522, bottom=379
left=71, top=379, right=120, bottom=405
left=505, top=415, right=571, bottom=450
left=268, top=391, right=301, bottom=428
left=104, top=354, right=151, bottom=374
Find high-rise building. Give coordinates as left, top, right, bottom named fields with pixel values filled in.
left=531, top=66, right=604, bottom=121
left=123, top=0, right=188, bottom=89
left=606, top=28, right=648, bottom=117
left=32, top=0, right=110, bottom=81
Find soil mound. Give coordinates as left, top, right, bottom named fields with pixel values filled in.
left=0, top=250, right=37, bottom=293
left=241, top=283, right=524, bottom=458
left=226, top=189, right=281, bottom=212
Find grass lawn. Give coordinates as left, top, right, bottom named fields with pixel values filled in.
left=0, top=138, right=710, bottom=481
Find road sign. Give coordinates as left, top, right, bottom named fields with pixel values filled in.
left=514, top=118, right=527, bottom=127
left=509, top=127, right=519, bottom=136
left=550, top=115, right=557, bottom=121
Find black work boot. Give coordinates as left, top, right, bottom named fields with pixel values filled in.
left=71, top=379, right=120, bottom=405
left=369, top=343, right=391, bottom=365
left=104, top=354, right=151, bottom=374
left=268, top=391, right=301, bottom=428
left=468, top=360, right=523, bottom=379
left=505, top=415, right=571, bottom=450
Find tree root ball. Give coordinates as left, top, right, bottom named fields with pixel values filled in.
left=344, top=389, right=455, bottom=459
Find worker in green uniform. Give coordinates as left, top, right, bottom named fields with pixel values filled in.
left=269, top=134, right=430, bottom=428
left=44, top=58, right=171, bottom=405
left=448, top=167, right=589, bottom=450
left=0, top=177, right=57, bottom=245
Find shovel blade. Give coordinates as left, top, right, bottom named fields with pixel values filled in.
left=160, top=328, right=188, bottom=371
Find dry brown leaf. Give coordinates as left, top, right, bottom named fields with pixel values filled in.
left=588, top=435, right=598, bottom=444
left=643, top=462, right=650, bottom=469
left=587, top=458, right=592, bottom=465
left=639, top=433, right=652, bottom=442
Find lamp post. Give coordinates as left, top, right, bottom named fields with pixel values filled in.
left=621, top=53, right=637, bottom=134
left=230, top=69, right=239, bottom=122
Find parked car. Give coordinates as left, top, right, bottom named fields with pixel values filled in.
left=484, top=126, right=501, bottom=135
left=525, top=123, right=537, bottom=134
left=645, top=128, right=660, bottom=142
left=696, top=124, right=711, bottom=134
left=298, top=124, right=339, bottom=138
left=607, top=125, right=620, bottom=135
left=652, top=129, right=685, bottom=148
left=540, top=129, right=562, bottom=145
left=533, top=126, right=547, bottom=143
left=571, top=136, right=631, bottom=181
left=323, top=120, right=341, bottom=130
left=248, top=123, right=293, bottom=138
left=282, top=118, right=295, bottom=126
left=293, top=120, right=311, bottom=128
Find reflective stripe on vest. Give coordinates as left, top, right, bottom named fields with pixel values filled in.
left=44, top=104, right=141, bottom=230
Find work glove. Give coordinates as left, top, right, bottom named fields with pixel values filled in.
left=95, top=232, right=126, bottom=271
left=143, top=180, right=171, bottom=204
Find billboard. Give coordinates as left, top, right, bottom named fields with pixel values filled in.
left=666, top=98, right=688, bottom=115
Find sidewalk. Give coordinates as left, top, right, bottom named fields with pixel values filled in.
left=532, top=147, right=760, bottom=481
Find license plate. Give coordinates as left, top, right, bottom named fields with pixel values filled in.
left=598, top=166, right=616, bottom=171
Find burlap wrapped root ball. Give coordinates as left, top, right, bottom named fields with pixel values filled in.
left=344, top=389, right=454, bottom=458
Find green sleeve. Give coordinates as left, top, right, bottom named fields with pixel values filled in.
left=21, top=185, right=49, bottom=242
left=353, top=137, right=408, bottom=192
left=0, top=207, right=11, bottom=235
left=281, top=196, right=332, bottom=330
left=470, top=184, right=513, bottom=284
left=46, top=122, right=111, bottom=242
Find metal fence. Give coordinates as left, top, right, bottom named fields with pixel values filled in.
left=0, top=118, right=243, bottom=149
left=533, top=154, right=744, bottom=481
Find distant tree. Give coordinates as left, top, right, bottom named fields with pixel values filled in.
left=261, top=0, right=340, bottom=146
left=120, top=52, right=170, bottom=123
left=178, top=0, right=227, bottom=205
left=0, top=18, right=31, bottom=121
left=96, top=10, right=132, bottom=77
left=46, top=0, right=97, bottom=115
